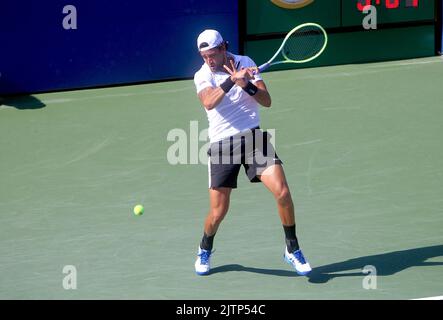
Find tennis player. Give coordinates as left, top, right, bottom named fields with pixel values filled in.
left=193, top=29, right=311, bottom=276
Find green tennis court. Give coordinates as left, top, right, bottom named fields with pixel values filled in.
left=1, top=57, right=442, bottom=299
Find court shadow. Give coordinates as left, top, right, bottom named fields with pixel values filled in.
left=210, top=264, right=299, bottom=277
left=307, top=244, right=443, bottom=284
left=0, top=95, right=46, bottom=110
left=210, top=245, right=443, bottom=282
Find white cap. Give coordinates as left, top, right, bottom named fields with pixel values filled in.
left=197, top=29, right=224, bottom=52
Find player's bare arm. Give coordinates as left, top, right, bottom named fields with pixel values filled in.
left=198, top=86, right=227, bottom=111
left=253, top=80, right=272, bottom=108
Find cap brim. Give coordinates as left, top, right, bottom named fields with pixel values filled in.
left=199, top=41, right=225, bottom=52
left=199, top=45, right=218, bottom=52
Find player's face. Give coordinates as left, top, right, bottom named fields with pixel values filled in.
left=200, top=46, right=226, bottom=72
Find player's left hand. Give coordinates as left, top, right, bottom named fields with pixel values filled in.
left=223, top=59, right=255, bottom=88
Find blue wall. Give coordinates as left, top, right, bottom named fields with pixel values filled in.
left=0, top=0, right=238, bottom=95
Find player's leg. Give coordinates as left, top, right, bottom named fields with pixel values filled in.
left=258, top=164, right=312, bottom=275
left=195, top=187, right=232, bottom=276
left=258, top=164, right=298, bottom=250
left=202, top=187, right=232, bottom=248
left=245, top=129, right=296, bottom=229
left=258, top=164, right=294, bottom=226
left=244, top=128, right=311, bottom=275
left=195, top=136, right=240, bottom=275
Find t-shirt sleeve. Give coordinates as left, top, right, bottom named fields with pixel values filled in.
left=244, top=56, right=263, bottom=83
left=194, top=70, right=214, bottom=94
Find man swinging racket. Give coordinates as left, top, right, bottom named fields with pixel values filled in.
left=193, top=29, right=311, bottom=276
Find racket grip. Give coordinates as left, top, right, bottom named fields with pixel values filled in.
left=256, top=62, right=270, bottom=74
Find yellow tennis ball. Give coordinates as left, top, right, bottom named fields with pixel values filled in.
left=133, top=205, right=144, bottom=216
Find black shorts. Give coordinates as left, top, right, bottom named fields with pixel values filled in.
left=208, top=127, right=282, bottom=189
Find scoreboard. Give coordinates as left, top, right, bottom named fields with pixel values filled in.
left=246, top=0, right=435, bottom=35
left=244, top=0, right=438, bottom=71
left=344, top=0, right=435, bottom=26
left=357, top=0, right=420, bottom=10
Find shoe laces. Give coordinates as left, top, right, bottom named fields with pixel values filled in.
left=199, top=250, right=211, bottom=265
left=293, top=250, right=306, bottom=264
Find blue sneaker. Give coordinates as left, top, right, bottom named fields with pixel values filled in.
left=195, top=247, right=212, bottom=275
left=284, top=247, right=312, bottom=276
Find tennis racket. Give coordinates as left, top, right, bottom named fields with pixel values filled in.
left=255, top=23, right=328, bottom=73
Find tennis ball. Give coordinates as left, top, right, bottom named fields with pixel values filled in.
left=133, top=205, right=144, bottom=216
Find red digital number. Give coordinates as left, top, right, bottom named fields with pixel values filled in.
left=405, top=0, right=419, bottom=7
left=357, top=0, right=372, bottom=11
left=357, top=0, right=419, bottom=11
left=385, top=0, right=400, bottom=9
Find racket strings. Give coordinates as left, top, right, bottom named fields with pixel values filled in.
left=283, top=26, right=326, bottom=61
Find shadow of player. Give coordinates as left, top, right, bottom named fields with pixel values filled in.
left=307, top=244, right=443, bottom=283
left=0, top=95, right=46, bottom=110
left=210, top=245, right=443, bottom=283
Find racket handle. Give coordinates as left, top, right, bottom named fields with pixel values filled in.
left=256, top=62, right=270, bottom=74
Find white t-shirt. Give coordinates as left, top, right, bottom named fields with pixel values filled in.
left=194, top=53, right=263, bottom=143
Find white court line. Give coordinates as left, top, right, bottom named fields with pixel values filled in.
left=291, top=139, right=322, bottom=147
left=368, top=59, right=442, bottom=68
left=412, top=295, right=443, bottom=300
left=272, top=58, right=442, bottom=82
left=322, top=106, right=361, bottom=111
left=281, top=139, right=322, bottom=148
left=40, top=86, right=192, bottom=105
left=389, top=60, right=439, bottom=66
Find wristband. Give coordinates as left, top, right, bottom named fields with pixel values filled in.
left=220, top=77, right=235, bottom=93
left=243, top=81, right=258, bottom=96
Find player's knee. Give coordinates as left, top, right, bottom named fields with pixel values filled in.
left=275, top=187, right=292, bottom=206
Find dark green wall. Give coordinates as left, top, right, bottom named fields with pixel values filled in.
left=342, top=0, right=435, bottom=26
left=245, top=26, right=435, bottom=70
left=247, top=0, right=341, bottom=34
left=247, top=0, right=435, bottom=34
left=244, top=0, right=436, bottom=69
